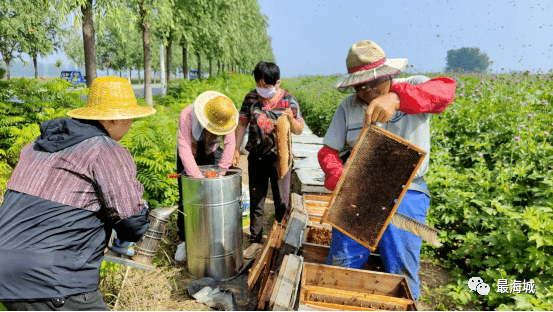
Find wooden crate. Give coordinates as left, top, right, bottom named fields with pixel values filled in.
left=300, top=263, right=417, bottom=311
left=303, top=221, right=333, bottom=246
left=299, top=225, right=385, bottom=273
left=304, top=193, right=332, bottom=221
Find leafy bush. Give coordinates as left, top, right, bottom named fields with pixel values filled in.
left=426, top=72, right=553, bottom=310
left=280, top=75, right=346, bottom=137
left=0, top=78, right=82, bottom=167
left=0, top=68, right=5, bottom=80
left=119, top=105, right=179, bottom=208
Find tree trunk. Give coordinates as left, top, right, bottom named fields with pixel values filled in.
left=139, top=0, right=153, bottom=106
left=209, top=58, right=212, bottom=78
left=81, top=0, right=97, bottom=88
left=138, top=70, right=141, bottom=84
left=197, top=52, right=201, bottom=80
left=166, top=40, right=172, bottom=82
left=128, top=68, right=131, bottom=83
left=153, top=70, right=156, bottom=84
left=160, top=42, right=166, bottom=96
left=183, top=43, right=188, bottom=81
left=217, top=60, right=221, bottom=76
left=5, top=59, right=11, bottom=81
left=32, top=56, right=38, bottom=79
left=138, top=0, right=154, bottom=107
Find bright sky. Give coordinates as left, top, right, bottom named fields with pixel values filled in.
left=41, top=0, right=552, bottom=78
left=257, top=0, right=553, bottom=77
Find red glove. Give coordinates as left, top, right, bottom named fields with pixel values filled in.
left=318, top=146, right=344, bottom=191
left=390, top=77, right=457, bottom=114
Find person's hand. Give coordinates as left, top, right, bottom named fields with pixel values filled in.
left=364, top=92, right=400, bottom=125
left=324, top=169, right=342, bottom=191
left=282, top=108, right=294, bottom=121
left=232, top=150, right=240, bottom=166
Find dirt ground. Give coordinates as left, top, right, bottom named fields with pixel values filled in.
left=105, top=154, right=462, bottom=311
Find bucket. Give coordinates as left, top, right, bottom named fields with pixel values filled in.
left=242, top=184, right=250, bottom=229
left=134, top=206, right=178, bottom=265
left=182, top=165, right=243, bottom=279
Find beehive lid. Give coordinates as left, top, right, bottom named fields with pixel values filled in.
left=320, top=125, right=426, bottom=251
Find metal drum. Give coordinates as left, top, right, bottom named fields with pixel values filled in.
left=182, top=165, right=243, bottom=279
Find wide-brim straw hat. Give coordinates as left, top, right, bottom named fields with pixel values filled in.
left=67, top=76, right=156, bottom=120
left=334, top=40, right=408, bottom=90
left=194, top=91, right=238, bottom=136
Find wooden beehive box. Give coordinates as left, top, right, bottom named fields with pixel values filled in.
left=320, top=125, right=426, bottom=251
left=303, top=193, right=332, bottom=222
left=299, top=220, right=385, bottom=272
left=300, top=263, right=417, bottom=311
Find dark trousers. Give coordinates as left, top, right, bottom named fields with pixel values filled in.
left=176, top=143, right=223, bottom=241
left=248, top=153, right=291, bottom=244
left=2, top=290, right=109, bottom=311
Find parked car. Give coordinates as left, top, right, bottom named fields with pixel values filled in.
left=188, top=70, right=209, bottom=79
left=60, top=70, right=86, bottom=87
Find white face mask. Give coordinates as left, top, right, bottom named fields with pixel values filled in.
left=256, top=86, right=276, bottom=99
left=256, top=80, right=280, bottom=99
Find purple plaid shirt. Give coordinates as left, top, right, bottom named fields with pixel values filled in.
left=7, top=136, right=146, bottom=220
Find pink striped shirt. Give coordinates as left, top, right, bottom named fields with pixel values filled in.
left=177, top=104, right=235, bottom=178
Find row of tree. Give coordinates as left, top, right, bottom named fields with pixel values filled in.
left=0, top=0, right=60, bottom=81
left=0, top=0, right=275, bottom=105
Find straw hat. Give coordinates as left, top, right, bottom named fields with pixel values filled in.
left=194, top=91, right=238, bottom=136
left=333, top=40, right=407, bottom=90
left=67, top=76, right=156, bottom=120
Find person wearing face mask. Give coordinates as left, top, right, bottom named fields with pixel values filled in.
left=0, top=77, right=155, bottom=310
left=233, top=61, right=304, bottom=260
left=318, top=40, right=456, bottom=300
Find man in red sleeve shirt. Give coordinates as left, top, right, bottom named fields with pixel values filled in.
left=318, top=40, right=456, bottom=300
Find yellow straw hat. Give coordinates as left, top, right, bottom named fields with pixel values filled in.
left=194, top=91, right=238, bottom=136
left=67, top=76, right=156, bottom=120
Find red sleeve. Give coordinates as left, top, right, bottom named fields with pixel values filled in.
left=318, top=146, right=344, bottom=191
left=390, top=77, right=457, bottom=114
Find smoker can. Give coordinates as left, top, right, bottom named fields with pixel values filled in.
left=182, top=165, right=243, bottom=279
left=134, top=205, right=178, bottom=265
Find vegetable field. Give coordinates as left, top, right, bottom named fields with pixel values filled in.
left=1, top=71, right=552, bottom=310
